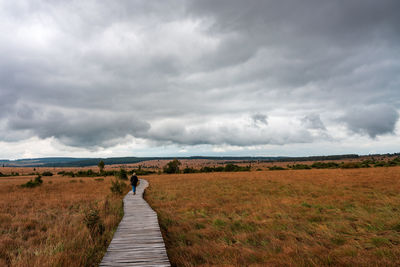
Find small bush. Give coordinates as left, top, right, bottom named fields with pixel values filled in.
left=84, top=208, right=105, bottom=238
left=42, top=171, right=53, bottom=176
left=94, top=178, right=104, bottom=182
left=269, top=166, right=285, bottom=170
left=110, top=179, right=126, bottom=195
left=61, top=171, right=75, bottom=177
left=21, top=175, right=43, bottom=188
left=163, top=159, right=182, bottom=174
left=224, top=163, right=250, bottom=172
left=98, top=160, right=105, bottom=173
left=197, top=164, right=250, bottom=173
left=224, top=163, right=240, bottom=172
left=341, top=162, right=361, bottom=169
left=1, top=172, right=19, bottom=177
left=76, top=169, right=99, bottom=177
left=200, top=166, right=214, bottom=173
left=289, top=164, right=311, bottom=170
left=115, top=168, right=128, bottom=180
left=311, top=162, right=340, bottom=169
left=183, top=167, right=198, bottom=173
left=128, top=167, right=155, bottom=176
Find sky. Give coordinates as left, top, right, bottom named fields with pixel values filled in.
left=0, top=0, right=399, bottom=159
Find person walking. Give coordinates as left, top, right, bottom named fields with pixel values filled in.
left=130, top=172, right=139, bottom=195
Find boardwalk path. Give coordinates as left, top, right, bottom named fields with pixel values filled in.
left=100, top=179, right=170, bottom=266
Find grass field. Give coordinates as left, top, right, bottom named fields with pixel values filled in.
left=145, top=167, right=400, bottom=266
left=0, top=175, right=129, bottom=267
left=1, top=166, right=400, bottom=266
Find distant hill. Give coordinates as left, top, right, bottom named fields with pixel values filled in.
left=1, top=153, right=398, bottom=167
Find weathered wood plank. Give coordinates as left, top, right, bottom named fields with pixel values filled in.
left=100, top=179, right=170, bottom=267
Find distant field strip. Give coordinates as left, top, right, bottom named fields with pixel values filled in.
left=100, top=179, right=170, bottom=266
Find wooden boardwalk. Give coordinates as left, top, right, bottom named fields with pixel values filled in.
left=100, top=179, right=170, bottom=266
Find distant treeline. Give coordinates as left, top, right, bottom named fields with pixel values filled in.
left=0, top=172, right=19, bottom=177
left=275, top=154, right=360, bottom=162
left=268, top=157, right=400, bottom=170
left=183, top=163, right=251, bottom=173
left=57, top=168, right=155, bottom=177
left=1, top=153, right=400, bottom=167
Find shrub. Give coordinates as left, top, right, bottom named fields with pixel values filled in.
left=183, top=167, right=198, bottom=173
left=76, top=169, right=99, bottom=177
left=198, top=164, right=250, bottom=173
left=225, top=163, right=240, bottom=172
left=1, top=172, right=20, bottom=177
left=84, top=208, right=105, bottom=238
left=115, top=168, right=128, bottom=180
left=42, top=171, right=53, bottom=176
left=110, top=179, right=126, bottom=195
left=98, top=160, right=105, bottom=173
left=163, top=159, right=182, bottom=174
left=101, top=170, right=117, bottom=176
left=21, top=175, right=43, bottom=188
left=289, top=164, right=312, bottom=170
left=60, top=171, right=75, bottom=177
left=341, top=162, right=362, bottom=169
left=128, top=168, right=155, bottom=176
left=200, top=166, right=214, bottom=173
left=269, top=166, right=285, bottom=170
left=311, top=162, right=340, bottom=169
left=214, top=166, right=225, bottom=172
left=35, top=175, right=43, bottom=184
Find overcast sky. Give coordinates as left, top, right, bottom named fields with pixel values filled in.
left=1, top=0, right=399, bottom=159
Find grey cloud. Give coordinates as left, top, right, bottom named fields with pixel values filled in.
left=0, top=0, right=399, bottom=153
left=148, top=123, right=313, bottom=147
left=7, top=105, right=150, bottom=147
left=302, top=114, right=325, bottom=130
left=188, top=0, right=400, bottom=43
left=186, top=0, right=400, bottom=92
left=0, top=90, right=17, bottom=118
left=251, top=113, right=268, bottom=127
left=342, top=105, right=399, bottom=138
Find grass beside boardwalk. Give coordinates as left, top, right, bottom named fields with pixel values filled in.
left=0, top=176, right=129, bottom=266
left=145, top=167, right=400, bottom=266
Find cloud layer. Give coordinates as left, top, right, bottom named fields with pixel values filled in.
left=0, top=0, right=399, bottom=157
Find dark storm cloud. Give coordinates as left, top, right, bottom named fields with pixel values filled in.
left=0, top=0, right=399, bottom=153
left=6, top=105, right=150, bottom=147
left=342, top=105, right=399, bottom=138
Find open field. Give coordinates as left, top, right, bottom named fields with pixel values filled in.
left=145, top=167, right=400, bottom=266
left=0, top=175, right=129, bottom=267
left=1, top=164, right=400, bottom=266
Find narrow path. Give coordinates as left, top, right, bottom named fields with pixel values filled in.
left=100, top=179, right=170, bottom=266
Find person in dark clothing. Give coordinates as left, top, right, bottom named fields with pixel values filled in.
left=130, top=173, right=139, bottom=195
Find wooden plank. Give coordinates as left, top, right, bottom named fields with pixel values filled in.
left=100, top=179, right=170, bottom=267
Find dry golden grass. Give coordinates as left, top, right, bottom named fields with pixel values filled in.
left=145, top=167, right=400, bottom=266
left=0, top=175, right=129, bottom=267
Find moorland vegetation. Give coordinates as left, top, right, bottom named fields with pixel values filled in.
left=0, top=175, right=130, bottom=266
left=145, top=167, right=400, bottom=266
